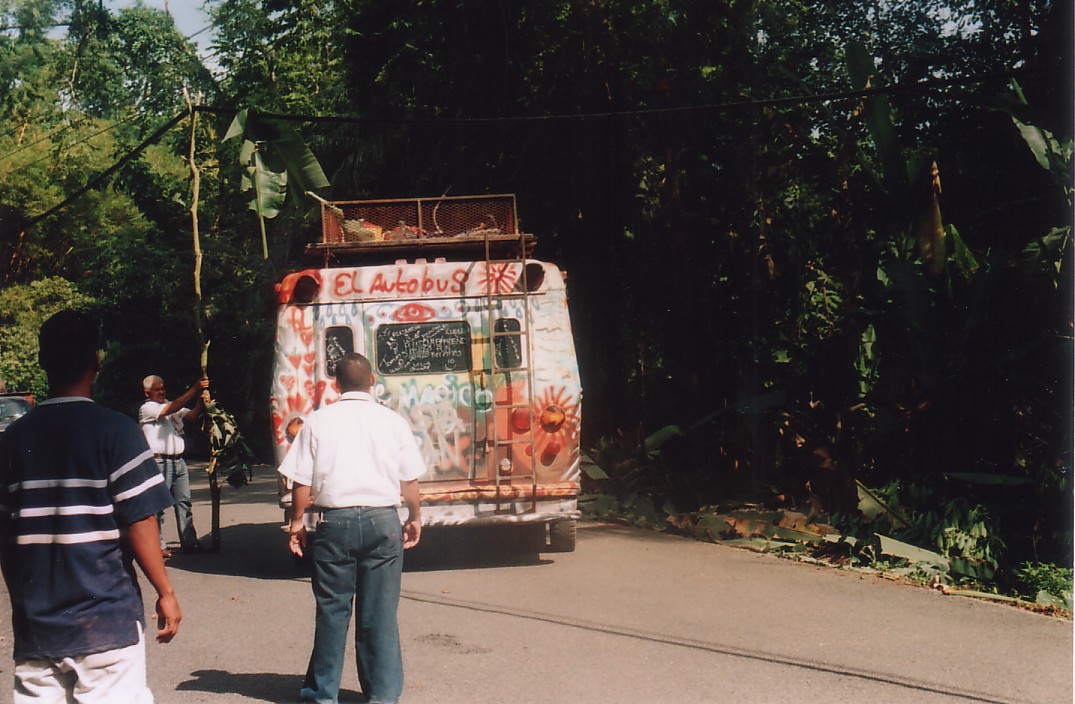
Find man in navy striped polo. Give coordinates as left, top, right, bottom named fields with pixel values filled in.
left=0, top=310, right=182, bottom=703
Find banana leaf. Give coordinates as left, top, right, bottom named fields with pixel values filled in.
left=856, top=480, right=911, bottom=527
left=877, top=534, right=950, bottom=570
left=246, top=150, right=288, bottom=219
left=580, top=452, right=609, bottom=480
left=200, top=398, right=257, bottom=486
left=223, top=107, right=330, bottom=258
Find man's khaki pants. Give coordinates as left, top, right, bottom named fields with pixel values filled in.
left=13, top=624, right=152, bottom=704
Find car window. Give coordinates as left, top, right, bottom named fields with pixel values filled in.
left=0, top=398, right=31, bottom=420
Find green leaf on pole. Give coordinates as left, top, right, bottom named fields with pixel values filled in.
left=248, top=151, right=287, bottom=218
left=223, top=107, right=330, bottom=258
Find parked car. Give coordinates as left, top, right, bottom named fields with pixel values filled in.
left=0, top=394, right=34, bottom=434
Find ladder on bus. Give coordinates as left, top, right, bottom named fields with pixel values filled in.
left=482, top=227, right=538, bottom=515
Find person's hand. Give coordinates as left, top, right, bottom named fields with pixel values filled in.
left=155, top=592, right=181, bottom=643
left=288, top=523, right=307, bottom=557
left=180, top=377, right=211, bottom=408
left=402, top=516, right=422, bottom=550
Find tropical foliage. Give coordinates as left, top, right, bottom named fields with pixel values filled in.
left=0, top=0, right=1069, bottom=588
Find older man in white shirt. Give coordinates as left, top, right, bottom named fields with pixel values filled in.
left=139, top=374, right=209, bottom=557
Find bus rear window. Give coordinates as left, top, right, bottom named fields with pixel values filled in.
left=325, top=327, right=355, bottom=377
left=494, top=318, right=522, bottom=368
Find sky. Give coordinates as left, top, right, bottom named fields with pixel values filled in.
left=105, top=0, right=215, bottom=55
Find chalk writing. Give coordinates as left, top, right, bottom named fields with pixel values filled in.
left=494, top=318, right=522, bottom=368
left=377, top=322, right=471, bottom=375
left=325, top=326, right=353, bottom=377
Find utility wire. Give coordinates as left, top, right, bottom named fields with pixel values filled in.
left=6, top=112, right=147, bottom=176
left=192, top=66, right=1033, bottom=126
left=0, top=108, right=61, bottom=142
left=1, top=113, right=143, bottom=168
left=21, top=111, right=188, bottom=232
left=20, top=63, right=1036, bottom=232
left=2, top=24, right=219, bottom=167
left=0, top=118, right=84, bottom=158
left=186, top=25, right=212, bottom=41
left=0, top=23, right=70, bottom=31
left=0, top=21, right=214, bottom=145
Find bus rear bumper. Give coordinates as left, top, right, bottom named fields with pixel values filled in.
left=405, top=497, right=580, bottom=527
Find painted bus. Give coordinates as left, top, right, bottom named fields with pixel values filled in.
left=271, top=195, right=582, bottom=550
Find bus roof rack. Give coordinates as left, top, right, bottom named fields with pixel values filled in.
left=305, top=193, right=535, bottom=263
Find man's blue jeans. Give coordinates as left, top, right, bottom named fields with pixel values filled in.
left=156, top=458, right=197, bottom=550
left=300, top=506, right=405, bottom=704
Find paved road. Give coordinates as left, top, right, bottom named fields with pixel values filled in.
left=0, top=468, right=1070, bottom=704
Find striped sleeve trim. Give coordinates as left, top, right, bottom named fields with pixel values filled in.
left=16, top=529, right=121, bottom=545
left=10, top=478, right=108, bottom=491
left=110, top=448, right=155, bottom=484
left=113, top=472, right=164, bottom=502
left=16, top=504, right=114, bottom=518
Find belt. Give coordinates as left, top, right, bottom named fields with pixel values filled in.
left=155, top=453, right=183, bottom=460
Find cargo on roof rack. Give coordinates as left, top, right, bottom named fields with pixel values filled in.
left=305, top=194, right=535, bottom=264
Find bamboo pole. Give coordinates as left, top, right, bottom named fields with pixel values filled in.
left=185, top=89, right=221, bottom=551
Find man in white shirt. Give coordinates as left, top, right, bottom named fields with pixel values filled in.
left=139, top=374, right=209, bottom=557
left=280, top=353, right=424, bottom=704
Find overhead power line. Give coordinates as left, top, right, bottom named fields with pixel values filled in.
left=21, top=111, right=188, bottom=232
left=194, top=66, right=1033, bottom=126
left=1, top=119, right=85, bottom=159
left=0, top=23, right=71, bottom=31
left=19, top=64, right=1036, bottom=231
left=2, top=113, right=142, bottom=170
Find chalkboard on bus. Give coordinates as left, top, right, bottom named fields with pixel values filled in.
left=376, top=322, right=471, bottom=375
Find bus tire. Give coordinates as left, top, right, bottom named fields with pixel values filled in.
left=549, top=519, right=577, bottom=552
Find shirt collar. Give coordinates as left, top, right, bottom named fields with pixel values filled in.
left=40, top=396, right=94, bottom=406
left=338, top=390, right=375, bottom=402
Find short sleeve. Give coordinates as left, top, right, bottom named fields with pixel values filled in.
left=109, top=421, right=172, bottom=525
left=278, top=419, right=315, bottom=486
left=138, top=400, right=164, bottom=425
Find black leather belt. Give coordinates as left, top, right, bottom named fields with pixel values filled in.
left=155, top=453, right=183, bottom=460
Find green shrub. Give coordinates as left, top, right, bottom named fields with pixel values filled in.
left=1014, top=562, right=1074, bottom=605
